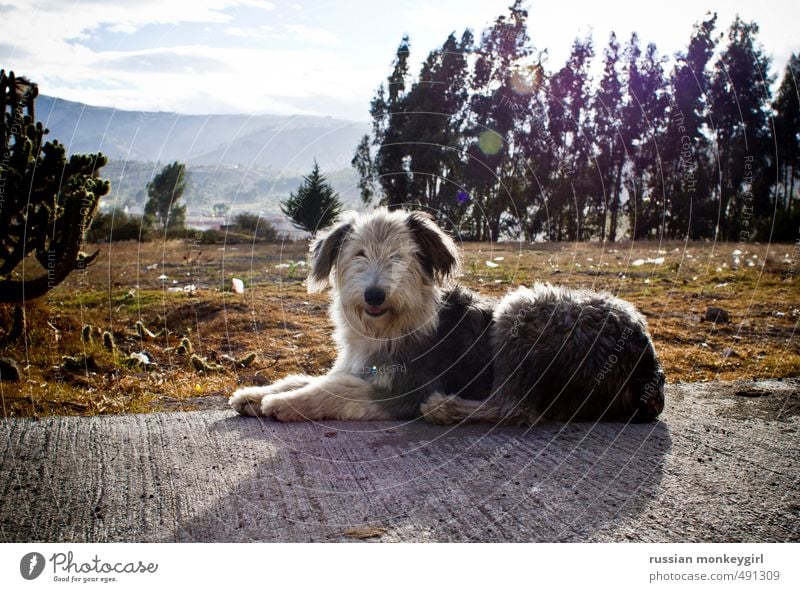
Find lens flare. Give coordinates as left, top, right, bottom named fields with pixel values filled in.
left=478, top=130, right=503, bottom=156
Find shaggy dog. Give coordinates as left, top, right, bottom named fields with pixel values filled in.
left=229, top=209, right=665, bottom=425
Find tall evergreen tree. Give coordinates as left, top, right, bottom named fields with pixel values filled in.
left=709, top=17, right=773, bottom=240
left=402, top=30, right=473, bottom=221
left=626, top=41, right=669, bottom=239
left=351, top=134, right=376, bottom=205
left=589, top=32, right=625, bottom=242
left=772, top=52, right=800, bottom=237
left=543, top=35, right=595, bottom=241
left=463, top=0, right=533, bottom=241
left=619, top=33, right=646, bottom=239
left=662, top=14, right=717, bottom=239
left=280, top=160, right=343, bottom=235
left=370, top=37, right=412, bottom=209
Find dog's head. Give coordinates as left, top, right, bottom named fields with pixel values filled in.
left=307, top=209, right=459, bottom=339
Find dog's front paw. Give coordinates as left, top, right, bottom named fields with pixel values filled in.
left=420, top=393, right=458, bottom=425
left=260, top=395, right=309, bottom=422
left=229, top=386, right=271, bottom=416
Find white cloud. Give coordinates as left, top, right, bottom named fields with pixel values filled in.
left=241, top=0, right=275, bottom=9
left=285, top=24, right=341, bottom=47
left=106, top=23, right=140, bottom=35
left=224, top=24, right=275, bottom=38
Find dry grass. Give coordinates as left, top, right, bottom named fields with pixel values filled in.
left=1, top=238, right=798, bottom=417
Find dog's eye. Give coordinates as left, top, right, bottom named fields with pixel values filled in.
left=390, top=253, right=403, bottom=261
left=355, top=250, right=367, bottom=258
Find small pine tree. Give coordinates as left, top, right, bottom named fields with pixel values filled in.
left=280, top=160, right=343, bottom=235
left=144, top=161, right=187, bottom=231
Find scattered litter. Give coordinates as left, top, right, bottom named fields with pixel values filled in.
left=631, top=257, right=664, bottom=266
left=231, top=278, right=245, bottom=294
left=167, top=284, right=197, bottom=293
left=126, top=351, right=155, bottom=370
left=129, top=352, right=151, bottom=365
left=485, top=260, right=499, bottom=268
left=493, top=256, right=505, bottom=261
left=157, top=274, right=168, bottom=281
left=732, top=249, right=743, bottom=256
left=145, top=263, right=158, bottom=271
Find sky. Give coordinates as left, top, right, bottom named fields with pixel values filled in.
left=0, top=0, right=797, bottom=121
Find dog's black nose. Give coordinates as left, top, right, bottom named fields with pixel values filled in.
left=364, top=286, right=385, bottom=306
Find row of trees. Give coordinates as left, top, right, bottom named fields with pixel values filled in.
left=353, top=3, right=799, bottom=242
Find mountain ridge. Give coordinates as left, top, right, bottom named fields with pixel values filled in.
left=36, top=95, right=369, bottom=173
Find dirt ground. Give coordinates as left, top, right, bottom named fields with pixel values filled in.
left=1, top=238, right=798, bottom=417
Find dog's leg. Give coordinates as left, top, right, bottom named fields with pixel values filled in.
left=229, top=374, right=315, bottom=416
left=257, top=374, right=391, bottom=422
left=420, top=393, right=532, bottom=425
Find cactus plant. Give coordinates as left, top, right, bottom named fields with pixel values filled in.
left=0, top=70, right=109, bottom=303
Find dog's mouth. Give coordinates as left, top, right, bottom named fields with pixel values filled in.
left=363, top=304, right=389, bottom=318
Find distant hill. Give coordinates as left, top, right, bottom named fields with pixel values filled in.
left=36, top=95, right=370, bottom=174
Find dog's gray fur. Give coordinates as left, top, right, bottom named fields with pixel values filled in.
left=229, top=208, right=665, bottom=425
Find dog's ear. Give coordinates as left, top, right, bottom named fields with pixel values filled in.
left=406, top=211, right=460, bottom=283
left=307, top=221, right=353, bottom=293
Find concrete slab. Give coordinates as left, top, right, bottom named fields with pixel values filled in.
left=1, top=379, right=798, bottom=542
